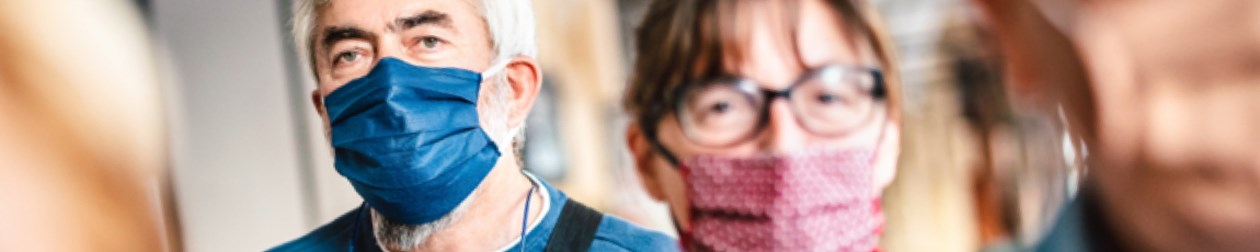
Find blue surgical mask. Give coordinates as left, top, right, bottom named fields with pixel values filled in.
left=325, top=57, right=507, bottom=224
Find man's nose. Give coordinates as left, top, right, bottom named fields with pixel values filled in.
left=756, top=100, right=809, bottom=154
left=373, top=37, right=407, bottom=64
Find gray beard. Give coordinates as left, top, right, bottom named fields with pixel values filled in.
left=370, top=189, right=477, bottom=252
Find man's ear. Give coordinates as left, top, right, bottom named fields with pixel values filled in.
left=311, top=90, right=327, bottom=118
left=627, top=123, right=668, bottom=201
left=503, top=56, right=543, bottom=130
left=311, top=90, right=331, bottom=139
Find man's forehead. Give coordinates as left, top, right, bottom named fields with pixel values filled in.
left=316, top=0, right=482, bottom=31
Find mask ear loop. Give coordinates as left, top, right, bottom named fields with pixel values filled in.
left=480, top=58, right=513, bottom=80
left=867, top=113, right=890, bottom=232
left=638, top=105, right=699, bottom=248
left=868, top=116, right=889, bottom=168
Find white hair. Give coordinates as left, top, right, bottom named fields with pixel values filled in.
left=292, top=0, right=537, bottom=249
left=291, top=0, right=538, bottom=80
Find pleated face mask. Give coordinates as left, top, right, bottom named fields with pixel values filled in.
left=679, top=148, right=885, bottom=252
left=325, top=57, right=506, bottom=224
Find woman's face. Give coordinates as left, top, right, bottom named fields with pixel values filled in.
left=628, top=0, right=901, bottom=231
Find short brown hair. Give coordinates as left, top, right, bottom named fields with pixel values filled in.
left=624, top=0, right=901, bottom=131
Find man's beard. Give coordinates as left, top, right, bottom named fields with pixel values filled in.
left=371, top=189, right=476, bottom=252
left=370, top=74, right=515, bottom=252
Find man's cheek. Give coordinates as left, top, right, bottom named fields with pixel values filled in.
left=475, top=88, right=493, bottom=127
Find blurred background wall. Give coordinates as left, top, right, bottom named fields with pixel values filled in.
left=154, top=0, right=319, bottom=250
left=145, top=0, right=1075, bottom=251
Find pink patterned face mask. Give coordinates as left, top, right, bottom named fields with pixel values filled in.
left=678, top=149, right=884, bottom=252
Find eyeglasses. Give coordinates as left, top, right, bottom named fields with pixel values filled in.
left=661, top=64, right=887, bottom=148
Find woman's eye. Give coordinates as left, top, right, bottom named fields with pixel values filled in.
left=700, top=100, right=747, bottom=119
left=709, top=102, right=731, bottom=113
left=816, top=93, right=838, bottom=104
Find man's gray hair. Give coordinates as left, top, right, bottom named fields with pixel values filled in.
left=291, top=0, right=538, bottom=79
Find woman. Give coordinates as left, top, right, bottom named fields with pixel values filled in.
left=623, top=0, right=902, bottom=250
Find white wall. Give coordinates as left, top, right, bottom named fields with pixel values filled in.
left=154, top=0, right=357, bottom=251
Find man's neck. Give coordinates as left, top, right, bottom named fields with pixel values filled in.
left=410, top=155, right=545, bottom=251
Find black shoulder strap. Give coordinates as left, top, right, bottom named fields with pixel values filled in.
left=544, top=200, right=604, bottom=252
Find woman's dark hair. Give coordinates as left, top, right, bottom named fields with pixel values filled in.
left=623, top=0, right=901, bottom=131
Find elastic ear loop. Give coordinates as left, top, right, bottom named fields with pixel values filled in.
left=480, top=58, right=512, bottom=80
left=867, top=99, right=893, bottom=197
left=865, top=103, right=892, bottom=241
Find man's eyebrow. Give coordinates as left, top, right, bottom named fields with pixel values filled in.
left=321, top=26, right=375, bottom=50
left=396, top=10, right=454, bottom=31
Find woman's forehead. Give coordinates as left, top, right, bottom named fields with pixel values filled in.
left=720, top=0, right=869, bottom=87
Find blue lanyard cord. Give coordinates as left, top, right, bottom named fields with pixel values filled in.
left=519, top=180, right=537, bottom=252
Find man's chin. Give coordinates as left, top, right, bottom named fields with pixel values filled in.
left=371, top=189, right=477, bottom=251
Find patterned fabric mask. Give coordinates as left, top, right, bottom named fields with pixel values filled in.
left=678, top=149, right=884, bottom=252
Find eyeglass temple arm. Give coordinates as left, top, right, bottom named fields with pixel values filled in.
left=641, top=111, right=683, bottom=167
left=871, top=69, right=887, bottom=99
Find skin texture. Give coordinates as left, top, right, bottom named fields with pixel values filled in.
left=307, top=0, right=545, bottom=251
left=973, top=0, right=1260, bottom=251
left=627, top=0, right=901, bottom=231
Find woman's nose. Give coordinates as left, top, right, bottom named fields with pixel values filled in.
left=756, top=99, right=809, bottom=154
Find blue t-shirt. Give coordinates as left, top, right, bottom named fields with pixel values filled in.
left=269, top=178, right=678, bottom=251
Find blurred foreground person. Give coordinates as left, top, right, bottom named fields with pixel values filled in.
left=973, top=0, right=1260, bottom=251
left=0, top=0, right=169, bottom=251
left=272, top=0, right=674, bottom=251
left=625, top=0, right=902, bottom=250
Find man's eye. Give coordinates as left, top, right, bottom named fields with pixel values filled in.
left=420, top=36, right=443, bottom=50
left=334, top=51, right=362, bottom=66
left=422, top=37, right=439, bottom=49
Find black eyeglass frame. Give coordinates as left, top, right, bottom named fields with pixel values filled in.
left=642, top=65, right=888, bottom=166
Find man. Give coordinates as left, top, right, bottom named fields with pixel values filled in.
left=270, top=0, right=675, bottom=251
left=973, top=0, right=1260, bottom=251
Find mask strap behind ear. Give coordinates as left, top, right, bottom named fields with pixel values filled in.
left=481, top=58, right=512, bottom=79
